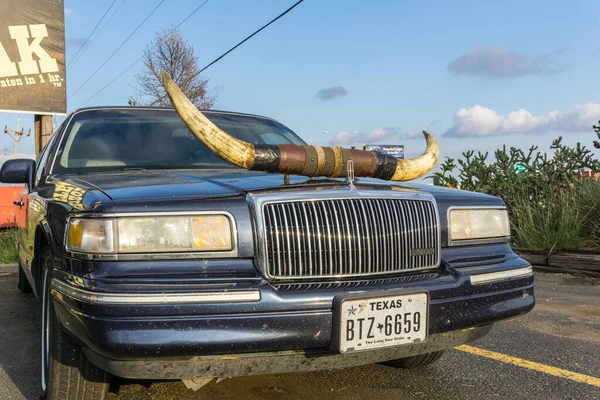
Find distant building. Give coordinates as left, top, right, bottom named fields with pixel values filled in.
left=580, top=170, right=600, bottom=181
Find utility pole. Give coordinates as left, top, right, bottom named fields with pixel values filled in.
left=4, top=117, right=31, bottom=158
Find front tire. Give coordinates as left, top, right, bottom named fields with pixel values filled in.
left=382, top=350, right=446, bottom=369
left=40, top=247, right=109, bottom=400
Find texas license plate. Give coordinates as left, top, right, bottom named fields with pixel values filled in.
left=336, top=292, right=428, bottom=353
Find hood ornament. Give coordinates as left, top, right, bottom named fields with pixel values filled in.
left=346, top=159, right=356, bottom=190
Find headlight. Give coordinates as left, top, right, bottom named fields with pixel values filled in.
left=449, top=208, right=510, bottom=242
left=66, top=214, right=234, bottom=254
left=67, top=218, right=115, bottom=253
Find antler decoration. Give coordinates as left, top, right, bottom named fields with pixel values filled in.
left=161, top=71, right=439, bottom=181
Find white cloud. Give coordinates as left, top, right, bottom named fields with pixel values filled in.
left=444, top=103, right=600, bottom=137
left=397, top=131, right=422, bottom=140
left=65, top=8, right=73, bottom=16
left=425, top=120, right=440, bottom=130
left=364, top=127, right=398, bottom=142
left=330, top=131, right=358, bottom=146
left=329, top=127, right=424, bottom=146
left=363, top=128, right=425, bottom=142
left=448, top=46, right=565, bottom=79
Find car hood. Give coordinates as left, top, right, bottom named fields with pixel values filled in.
left=67, top=169, right=340, bottom=201
left=60, top=168, right=502, bottom=206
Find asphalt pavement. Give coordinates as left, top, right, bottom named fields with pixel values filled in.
left=0, top=271, right=598, bottom=400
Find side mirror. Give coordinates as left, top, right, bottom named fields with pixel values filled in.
left=0, top=159, right=35, bottom=186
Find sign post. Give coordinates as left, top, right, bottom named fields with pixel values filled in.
left=0, top=0, right=66, bottom=155
left=34, top=114, right=53, bottom=154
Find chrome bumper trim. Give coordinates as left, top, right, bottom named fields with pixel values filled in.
left=470, top=266, right=533, bottom=285
left=51, top=279, right=261, bottom=305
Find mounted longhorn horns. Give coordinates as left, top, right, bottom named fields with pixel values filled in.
left=161, top=71, right=439, bottom=181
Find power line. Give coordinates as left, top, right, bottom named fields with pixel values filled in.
left=79, top=55, right=143, bottom=106
left=68, top=0, right=165, bottom=101
left=174, top=0, right=211, bottom=30
left=94, top=0, right=127, bottom=39
left=199, top=0, right=305, bottom=73
left=78, top=0, right=211, bottom=107
left=70, top=0, right=127, bottom=68
left=79, top=0, right=304, bottom=107
left=67, top=0, right=117, bottom=68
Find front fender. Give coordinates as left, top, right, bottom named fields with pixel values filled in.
left=31, top=217, right=56, bottom=299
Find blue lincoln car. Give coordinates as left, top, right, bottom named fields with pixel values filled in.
left=1, top=98, right=534, bottom=399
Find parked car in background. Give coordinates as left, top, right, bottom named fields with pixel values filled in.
left=0, top=184, right=26, bottom=229
left=0, top=105, right=534, bottom=400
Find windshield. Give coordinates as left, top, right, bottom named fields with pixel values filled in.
left=52, top=109, right=306, bottom=173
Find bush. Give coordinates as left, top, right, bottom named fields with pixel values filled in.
left=431, top=138, right=600, bottom=251
left=0, top=229, right=18, bottom=264
left=510, top=181, right=600, bottom=251
left=576, top=180, right=600, bottom=245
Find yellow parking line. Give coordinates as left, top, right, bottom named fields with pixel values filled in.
left=455, top=345, right=600, bottom=388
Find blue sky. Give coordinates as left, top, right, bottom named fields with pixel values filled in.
left=2, top=0, right=600, bottom=171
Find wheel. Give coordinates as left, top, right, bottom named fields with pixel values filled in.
left=40, top=247, right=109, bottom=400
left=382, top=350, right=446, bottom=369
left=17, top=261, right=32, bottom=293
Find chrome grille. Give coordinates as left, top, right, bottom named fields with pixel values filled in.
left=259, top=196, right=440, bottom=279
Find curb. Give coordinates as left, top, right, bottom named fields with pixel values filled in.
left=0, top=263, right=18, bottom=274
left=517, top=250, right=600, bottom=278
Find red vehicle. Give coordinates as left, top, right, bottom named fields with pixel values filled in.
left=0, top=185, right=26, bottom=228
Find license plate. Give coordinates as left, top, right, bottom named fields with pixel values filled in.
left=336, top=292, right=428, bottom=353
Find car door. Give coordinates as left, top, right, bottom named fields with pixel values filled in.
left=16, top=134, right=56, bottom=270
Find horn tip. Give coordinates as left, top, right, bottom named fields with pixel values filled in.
left=421, top=130, right=437, bottom=145
left=161, top=70, right=172, bottom=83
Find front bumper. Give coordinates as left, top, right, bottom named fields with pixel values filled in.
left=51, top=251, right=534, bottom=379
left=83, top=325, right=492, bottom=379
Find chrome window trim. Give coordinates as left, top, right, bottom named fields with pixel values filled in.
left=248, top=188, right=442, bottom=280
left=48, top=109, right=79, bottom=175
left=51, top=278, right=260, bottom=304
left=35, top=133, right=58, bottom=186
left=447, top=205, right=510, bottom=247
left=64, top=211, right=238, bottom=260
left=470, top=266, right=533, bottom=285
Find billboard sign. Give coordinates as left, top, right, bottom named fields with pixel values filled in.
left=364, top=144, right=404, bottom=159
left=0, top=0, right=66, bottom=115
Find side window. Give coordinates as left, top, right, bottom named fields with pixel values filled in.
left=35, top=134, right=57, bottom=186
left=259, top=132, right=285, bottom=145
